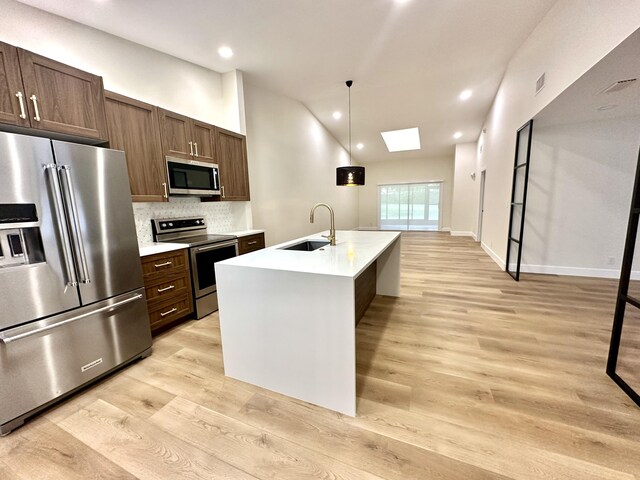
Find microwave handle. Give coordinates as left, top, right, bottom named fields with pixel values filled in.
left=214, top=169, right=219, bottom=190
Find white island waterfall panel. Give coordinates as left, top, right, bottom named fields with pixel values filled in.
left=217, top=266, right=356, bottom=415
left=216, top=230, right=401, bottom=416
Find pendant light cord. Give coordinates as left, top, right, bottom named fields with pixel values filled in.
left=348, top=82, right=352, bottom=166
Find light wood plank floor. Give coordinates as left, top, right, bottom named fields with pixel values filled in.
left=2, top=232, right=639, bottom=479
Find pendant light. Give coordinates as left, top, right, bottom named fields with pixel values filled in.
left=336, top=80, right=365, bottom=186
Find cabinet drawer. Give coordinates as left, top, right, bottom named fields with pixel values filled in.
left=148, top=292, right=192, bottom=330
left=141, top=249, right=188, bottom=280
left=238, top=233, right=265, bottom=255
left=145, top=272, right=190, bottom=305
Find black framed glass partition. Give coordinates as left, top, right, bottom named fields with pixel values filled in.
left=607, top=147, right=640, bottom=407
left=506, top=119, right=534, bottom=281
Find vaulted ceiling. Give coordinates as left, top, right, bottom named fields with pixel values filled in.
left=18, top=0, right=558, bottom=162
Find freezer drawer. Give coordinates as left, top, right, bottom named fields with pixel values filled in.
left=0, top=288, right=151, bottom=434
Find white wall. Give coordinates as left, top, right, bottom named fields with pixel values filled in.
left=357, top=156, right=454, bottom=230
left=451, top=143, right=478, bottom=236
left=521, top=117, right=640, bottom=277
left=0, top=0, right=254, bottom=239
left=243, top=83, right=359, bottom=246
left=473, top=0, right=640, bottom=267
left=0, top=0, right=241, bottom=131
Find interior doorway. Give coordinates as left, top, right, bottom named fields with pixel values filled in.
left=477, top=170, right=486, bottom=242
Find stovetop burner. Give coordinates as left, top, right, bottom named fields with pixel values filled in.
left=166, top=233, right=237, bottom=247
left=151, top=217, right=237, bottom=246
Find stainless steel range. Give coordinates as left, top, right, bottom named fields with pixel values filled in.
left=152, top=218, right=237, bottom=319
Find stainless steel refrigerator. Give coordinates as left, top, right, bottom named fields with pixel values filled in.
left=0, top=131, right=152, bottom=435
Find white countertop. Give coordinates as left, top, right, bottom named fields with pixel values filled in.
left=138, top=242, right=189, bottom=257
left=218, top=230, right=400, bottom=278
left=228, top=229, right=265, bottom=237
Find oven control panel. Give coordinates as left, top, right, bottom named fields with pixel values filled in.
left=153, top=217, right=206, bottom=234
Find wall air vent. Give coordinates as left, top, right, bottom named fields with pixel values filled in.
left=598, top=78, right=638, bottom=94
left=535, top=73, right=545, bottom=95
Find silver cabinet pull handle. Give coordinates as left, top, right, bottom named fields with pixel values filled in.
left=162, top=182, right=168, bottom=199
left=16, top=92, right=26, bottom=119
left=221, top=185, right=225, bottom=198
left=247, top=241, right=257, bottom=245
left=160, top=307, right=178, bottom=317
left=29, top=94, right=41, bottom=121
left=44, top=164, right=78, bottom=287
left=0, top=294, right=143, bottom=344
left=189, top=141, right=194, bottom=156
left=59, top=165, right=91, bottom=284
left=154, top=261, right=172, bottom=268
left=194, top=142, right=198, bottom=157
left=157, top=285, right=175, bottom=293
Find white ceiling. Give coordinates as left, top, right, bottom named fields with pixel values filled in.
left=535, top=27, right=640, bottom=128
left=18, top=0, right=558, bottom=162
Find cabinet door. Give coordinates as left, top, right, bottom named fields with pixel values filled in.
left=158, top=108, right=193, bottom=160
left=105, top=91, right=167, bottom=202
left=215, top=127, right=250, bottom=201
left=17, top=49, right=108, bottom=140
left=192, top=120, right=216, bottom=163
left=0, top=42, right=29, bottom=127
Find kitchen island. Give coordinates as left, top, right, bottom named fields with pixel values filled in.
left=216, top=230, right=401, bottom=416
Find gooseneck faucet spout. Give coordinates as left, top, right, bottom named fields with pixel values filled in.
left=309, top=203, right=336, bottom=246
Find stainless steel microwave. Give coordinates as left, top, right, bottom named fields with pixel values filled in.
left=166, top=156, right=220, bottom=196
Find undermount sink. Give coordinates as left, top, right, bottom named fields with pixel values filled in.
left=280, top=240, right=330, bottom=251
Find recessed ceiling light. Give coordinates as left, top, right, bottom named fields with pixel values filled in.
left=459, top=89, right=472, bottom=101
left=356, top=143, right=364, bottom=150
left=380, top=127, right=421, bottom=152
left=218, top=46, right=233, bottom=59
left=395, top=0, right=411, bottom=4
left=453, top=131, right=463, bottom=139
left=332, top=111, right=342, bottom=120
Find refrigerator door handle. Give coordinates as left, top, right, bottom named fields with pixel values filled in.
left=44, top=164, right=78, bottom=287
left=0, top=293, right=143, bottom=344
left=59, top=165, right=91, bottom=284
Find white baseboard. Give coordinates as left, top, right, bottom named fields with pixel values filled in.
left=481, top=242, right=506, bottom=270
left=450, top=231, right=474, bottom=237
left=471, top=232, right=477, bottom=241
left=357, top=226, right=379, bottom=231
left=519, top=264, right=631, bottom=279
left=441, top=227, right=451, bottom=232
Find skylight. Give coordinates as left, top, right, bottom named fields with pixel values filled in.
left=380, top=128, right=421, bottom=152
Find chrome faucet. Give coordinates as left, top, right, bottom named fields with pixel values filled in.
left=309, top=203, right=336, bottom=246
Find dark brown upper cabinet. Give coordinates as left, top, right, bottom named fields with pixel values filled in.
left=192, top=120, right=216, bottom=163
left=158, top=108, right=217, bottom=164
left=104, top=91, right=167, bottom=203
left=215, top=126, right=250, bottom=201
left=0, top=42, right=30, bottom=127
left=17, top=48, right=108, bottom=140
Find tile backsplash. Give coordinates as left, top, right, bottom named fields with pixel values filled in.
left=133, top=197, right=236, bottom=244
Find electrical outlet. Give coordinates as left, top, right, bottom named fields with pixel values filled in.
left=607, top=256, right=615, bottom=266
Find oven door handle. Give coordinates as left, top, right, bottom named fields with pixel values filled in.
left=194, top=240, right=238, bottom=253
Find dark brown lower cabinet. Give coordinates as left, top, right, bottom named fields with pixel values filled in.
left=141, top=249, right=193, bottom=333
left=355, top=261, right=377, bottom=326
left=238, top=233, right=265, bottom=255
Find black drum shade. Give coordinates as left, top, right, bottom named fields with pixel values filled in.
left=336, top=166, right=365, bottom=186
